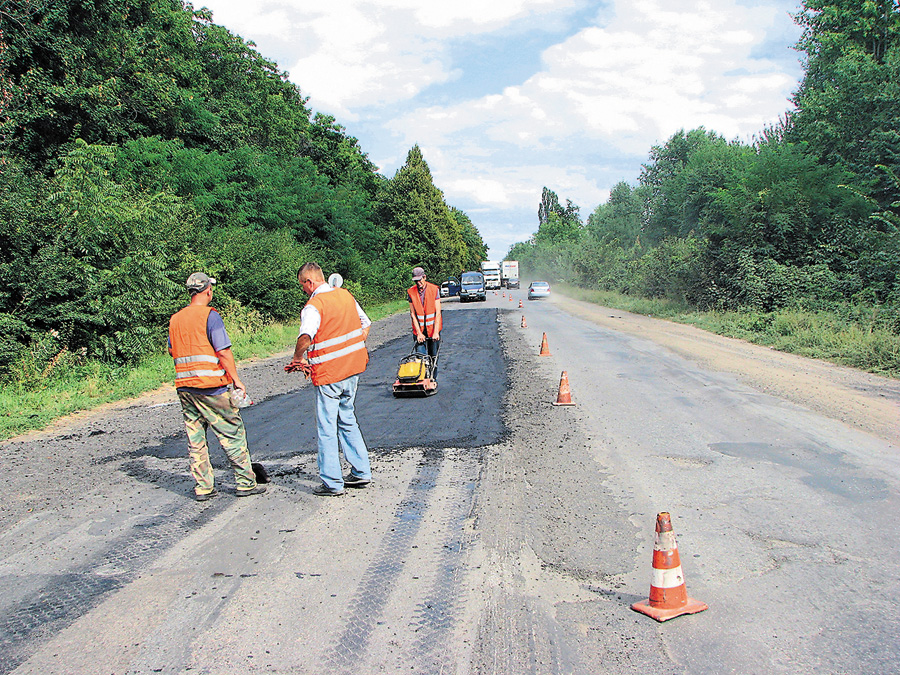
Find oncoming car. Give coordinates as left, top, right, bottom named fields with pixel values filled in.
left=527, top=281, right=551, bottom=300
left=459, top=271, right=486, bottom=302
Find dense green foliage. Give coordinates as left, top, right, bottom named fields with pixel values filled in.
left=0, top=0, right=486, bottom=383
left=510, top=1, right=900, bottom=350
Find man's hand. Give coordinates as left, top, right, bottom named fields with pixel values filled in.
left=287, top=334, right=313, bottom=376
left=416, top=332, right=426, bottom=343
left=285, top=358, right=312, bottom=378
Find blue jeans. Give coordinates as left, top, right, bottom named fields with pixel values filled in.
left=315, top=375, right=371, bottom=490
left=415, top=338, right=440, bottom=379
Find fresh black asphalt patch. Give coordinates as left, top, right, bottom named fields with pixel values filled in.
left=143, top=307, right=508, bottom=464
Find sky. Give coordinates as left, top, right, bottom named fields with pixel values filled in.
left=195, top=0, right=806, bottom=259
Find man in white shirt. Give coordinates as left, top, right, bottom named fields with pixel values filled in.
left=286, top=263, right=372, bottom=496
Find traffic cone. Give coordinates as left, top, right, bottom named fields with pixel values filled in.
left=502, top=292, right=506, bottom=298
left=552, top=371, right=575, bottom=406
left=631, top=512, right=708, bottom=622
left=509, top=295, right=514, bottom=302
left=518, top=300, right=523, bottom=308
left=521, top=315, right=527, bottom=328
left=539, top=332, right=551, bottom=356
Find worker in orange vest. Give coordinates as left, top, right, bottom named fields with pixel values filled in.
left=168, top=273, right=266, bottom=501
left=287, top=263, right=372, bottom=496
left=407, top=266, right=442, bottom=379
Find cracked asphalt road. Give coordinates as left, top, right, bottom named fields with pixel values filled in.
left=1, top=289, right=899, bottom=674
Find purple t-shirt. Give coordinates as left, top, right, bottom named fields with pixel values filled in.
left=172, top=309, right=232, bottom=395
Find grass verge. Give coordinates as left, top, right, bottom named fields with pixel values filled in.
left=558, top=284, right=900, bottom=379
left=0, top=299, right=409, bottom=442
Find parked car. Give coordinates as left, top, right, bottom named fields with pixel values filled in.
left=459, top=271, right=486, bottom=302
left=440, top=277, right=460, bottom=297
left=527, top=281, right=550, bottom=300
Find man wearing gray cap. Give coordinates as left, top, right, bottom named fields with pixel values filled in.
left=168, top=273, right=265, bottom=501
left=407, top=266, right=442, bottom=379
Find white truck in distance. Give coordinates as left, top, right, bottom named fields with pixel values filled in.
left=501, top=260, right=519, bottom=288
left=480, top=261, right=501, bottom=289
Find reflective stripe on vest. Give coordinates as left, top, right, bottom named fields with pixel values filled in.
left=407, top=282, right=442, bottom=337
left=306, top=288, right=369, bottom=386
left=307, top=333, right=367, bottom=365
left=169, top=306, right=231, bottom=389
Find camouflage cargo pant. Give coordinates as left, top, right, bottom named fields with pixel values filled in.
left=178, top=390, right=256, bottom=495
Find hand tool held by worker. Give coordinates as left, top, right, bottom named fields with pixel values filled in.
left=284, top=361, right=312, bottom=377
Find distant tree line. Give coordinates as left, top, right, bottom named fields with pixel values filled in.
left=510, top=0, right=900, bottom=334
left=0, top=0, right=487, bottom=377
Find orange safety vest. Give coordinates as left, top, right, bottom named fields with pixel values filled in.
left=306, top=288, right=369, bottom=386
left=407, top=282, right=442, bottom=338
left=169, top=306, right=231, bottom=389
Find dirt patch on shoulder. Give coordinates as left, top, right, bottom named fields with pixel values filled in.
left=554, top=295, right=900, bottom=446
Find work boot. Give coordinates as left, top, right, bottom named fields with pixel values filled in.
left=313, top=483, right=345, bottom=496
left=343, top=473, right=371, bottom=488
left=236, top=484, right=267, bottom=497
left=195, top=488, right=218, bottom=502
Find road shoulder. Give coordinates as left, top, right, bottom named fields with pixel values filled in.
left=553, top=294, right=900, bottom=446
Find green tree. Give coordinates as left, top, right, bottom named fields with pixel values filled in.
left=534, top=187, right=582, bottom=246
left=2, top=140, right=192, bottom=364
left=0, top=0, right=314, bottom=168
left=789, top=0, right=900, bottom=210
left=586, top=181, right=643, bottom=244
left=376, top=145, right=467, bottom=280
left=538, top=186, right=580, bottom=227
left=638, top=128, right=734, bottom=244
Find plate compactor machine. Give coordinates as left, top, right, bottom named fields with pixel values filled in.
left=392, top=344, right=439, bottom=397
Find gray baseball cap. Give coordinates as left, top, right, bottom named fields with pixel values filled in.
left=186, top=272, right=216, bottom=293
left=412, top=266, right=425, bottom=280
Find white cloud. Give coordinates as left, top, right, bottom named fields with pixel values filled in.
left=379, top=0, right=800, bottom=226
left=197, top=0, right=803, bottom=254
left=199, top=0, right=577, bottom=115
left=394, top=0, right=795, bottom=149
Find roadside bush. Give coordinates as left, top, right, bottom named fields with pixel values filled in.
left=200, top=226, right=311, bottom=321
left=6, top=329, right=89, bottom=391
left=0, top=313, right=31, bottom=374
left=629, top=236, right=706, bottom=303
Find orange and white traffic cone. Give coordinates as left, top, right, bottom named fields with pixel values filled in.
left=509, top=295, right=514, bottom=302
left=521, top=315, right=527, bottom=328
left=631, top=512, right=708, bottom=622
left=539, top=332, right=551, bottom=356
left=552, top=371, right=575, bottom=406
left=518, top=300, right=523, bottom=308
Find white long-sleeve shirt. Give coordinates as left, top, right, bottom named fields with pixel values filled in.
left=298, top=283, right=371, bottom=340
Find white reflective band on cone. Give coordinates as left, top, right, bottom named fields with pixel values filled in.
left=650, top=566, right=685, bottom=589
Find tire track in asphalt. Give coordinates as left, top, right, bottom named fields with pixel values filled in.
left=324, top=451, right=447, bottom=672
left=0, top=306, right=509, bottom=674
left=322, top=447, right=482, bottom=674
left=0, top=498, right=226, bottom=675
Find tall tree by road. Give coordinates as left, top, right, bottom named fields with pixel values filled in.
left=376, top=145, right=468, bottom=279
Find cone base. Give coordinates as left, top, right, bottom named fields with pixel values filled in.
left=630, top=597, right=708, bottom=622
left=552, top=401, right=575, bottom=406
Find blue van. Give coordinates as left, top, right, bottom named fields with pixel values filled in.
left=459, top=271, right=486, bottom=302
left=440, top=276, right=460, bottom=297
